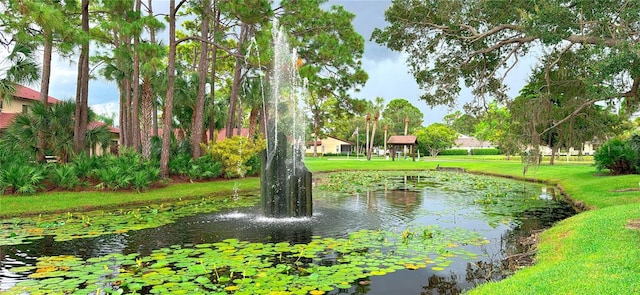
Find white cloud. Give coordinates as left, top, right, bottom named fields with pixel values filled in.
left=90, top=101, right=119, bottom=127
left=356, top=53, right=456, bottom=125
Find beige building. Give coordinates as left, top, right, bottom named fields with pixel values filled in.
left=305, top=136, right=353, bottom=156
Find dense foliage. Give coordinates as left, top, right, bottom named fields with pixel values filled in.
left=202, top=136, right=265, bottom=178
left=415, top=123, right=458, bottom=158
left=594, top=136, right=640, bottom=175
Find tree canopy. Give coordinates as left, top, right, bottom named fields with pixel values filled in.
left=372, top=0, right=640, bottom=118
left=380, top=98, right=423, bottom=136
left=416, top=123, right=458, bottom=158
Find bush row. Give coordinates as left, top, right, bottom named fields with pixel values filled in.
left=0, top=136, right=263, bottom=195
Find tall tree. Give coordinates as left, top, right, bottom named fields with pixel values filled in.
left=511, top=49, right=626, bottom=164
left=160, top=0, right=185, bottom=177
left=190, top=0, right=211, bottom=159
left=380, top=98, right=423, bottom=136
left=474, top=102, right=520, bottom=159
left=221, top=0, right=272, bottom=138
left=73, top=0, right=89, bottom=154
left=139, top=0, right=165, bottom=159
left=416, top=123, right=458, bottom=158
left=278, top=0, right=368, bottom=147
left=372, top=0, right=640, bottom=122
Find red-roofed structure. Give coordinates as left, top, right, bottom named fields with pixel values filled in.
left=0, top=112, right=17, bottom=129
left=88, top=121, right=120, bottom=134
left=13, top=84, right=61, bottom=104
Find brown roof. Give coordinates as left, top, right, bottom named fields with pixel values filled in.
left=88, top=121, right=120, bottom=133
left=0, top=112, right=17, bottom=129
left=14, top=85, right=61, bottom=104
left=387, top=135, right=417, bottom=144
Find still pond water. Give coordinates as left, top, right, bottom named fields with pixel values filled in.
left=0, top=171, right=576, bottom=294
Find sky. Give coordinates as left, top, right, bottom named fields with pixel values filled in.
left=18, top=0, right=534, bottom=127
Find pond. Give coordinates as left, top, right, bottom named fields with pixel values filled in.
left=0, top=171, right=576, bottom=295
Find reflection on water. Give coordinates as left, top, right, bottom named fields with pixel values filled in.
left=0, top=173, right=576, bottom=294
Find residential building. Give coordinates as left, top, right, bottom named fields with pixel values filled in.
left=305, top=136, right=353, bottom=156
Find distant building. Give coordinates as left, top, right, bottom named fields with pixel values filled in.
left=453, top=135, right=496, bottom=151
left=305, top=136, right=353, bottom=156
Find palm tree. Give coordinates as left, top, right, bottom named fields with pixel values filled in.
left=2, top=101, right=113, bottom=162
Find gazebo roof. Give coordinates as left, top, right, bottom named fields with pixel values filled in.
left=387, top=135, right=417, bottom=144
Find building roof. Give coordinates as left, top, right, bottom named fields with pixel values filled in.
left=454, top=135, right=494, bottom=148
left=387, top=135, right=417, bottom=144
left=0, top=112, right=17, bottom=129
left=14, top=84, right=61, bottom=104
left=88, top=121, right=120, bottom=134
left=306, top=136, right=352, bottom=146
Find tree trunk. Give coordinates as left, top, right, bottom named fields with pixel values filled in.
left=141, top=0, right=156, bottom=159
left=73, top=0, right=89, bottom=155
left=191, top=0, right=210, bottom=159
left=37, top=31, right=53, bottom=163
left=123, top=77, right=132, bottom=148
left=118, top=79, right=125, bottom=153
left=160, top=0, right=178, bottom=177
left=313, top=105, right=319, bottom=157
left=368, top=113, right=379, bottom=161
left=207, top=6, right=220, bottom=143
left=550, top=147, right=556, bottom=165
left=131, top=0, right=142, bottom=152
left=248, top=107, right=258, bottom=139
left=141, top=78, right=153, bottom=159
left=226, top=23, right=247, bottom=138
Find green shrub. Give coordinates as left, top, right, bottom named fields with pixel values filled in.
left=50, top=164, right=81, bottom=190
left=93, top=149, right=159, bottom=191
left=169, top=153, right=192, bottom=175
left=0, top=163, right=45, bottom=194
left=594, top=138, right=637, bottom=175
left=471, top=148, right=501, bottom=155
left=191, top=156, right=223, bottom=180
left=71, top=152, right=100, bottom=179
left=202, top=136, right=266, bottom=178
left=246, top=153, right=261, bottom=176
left=131, top=166, right=160, bottom=192
left=438, top=149, right=468, bottom=155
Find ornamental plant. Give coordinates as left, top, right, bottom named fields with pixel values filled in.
left=594, top=138, right=638, bottom=175
left=202, top=136, right=265, bottom=178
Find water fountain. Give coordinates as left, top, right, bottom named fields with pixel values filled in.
left=260, top=21, right=312, bottom=217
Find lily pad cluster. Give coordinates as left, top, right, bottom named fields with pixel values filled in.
left=6, top=226, right=488, bottom=295
left=319, top=171, right=563, bottom=228
left=0, top=194, right=259, bottom=246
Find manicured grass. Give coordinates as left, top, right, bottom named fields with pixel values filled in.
left=0, top=177, right=259, bottom=218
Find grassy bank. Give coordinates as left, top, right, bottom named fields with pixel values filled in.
left=0, top=177, right=259, bottom=218
left=305, top=156, right=640, bottom=294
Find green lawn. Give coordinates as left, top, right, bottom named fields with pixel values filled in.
left=1, top=155, right=639, bottom=294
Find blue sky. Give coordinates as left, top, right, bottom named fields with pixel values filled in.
left=14, top=0, right=535, bottom=127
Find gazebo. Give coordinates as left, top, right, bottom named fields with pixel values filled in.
left=387, top=135, right=418, bottom=161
